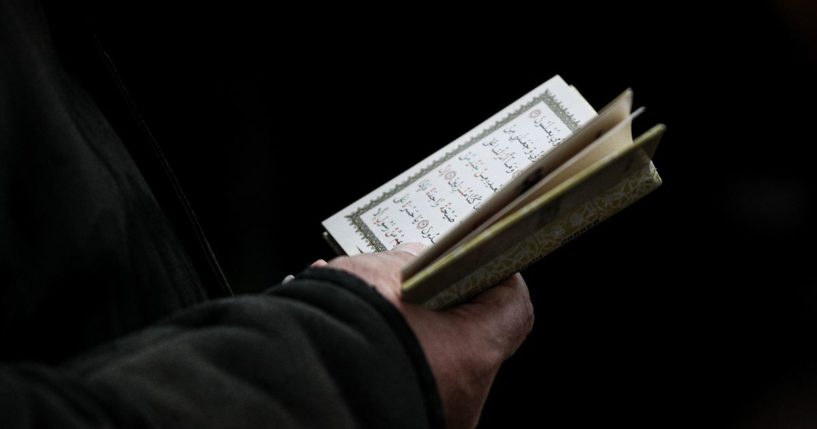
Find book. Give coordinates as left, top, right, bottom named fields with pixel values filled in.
left=322, top=75, right=663, bottom=309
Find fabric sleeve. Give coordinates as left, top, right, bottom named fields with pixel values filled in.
left=0, top=267, right=445, bottom=429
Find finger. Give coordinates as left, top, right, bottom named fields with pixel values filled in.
left=391, top=242, right=425, bottom=257
left=388, top=242, right=427, bottom=264
left=471, top=273, right=530, bottom=308
left=459, top=273, right=534, bottom=357
left=310, top=259, right=328, bottom=267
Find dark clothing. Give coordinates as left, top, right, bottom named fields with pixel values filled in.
left=1, top=269, right=442, bottom=428
left=0, top=0, right=443, bottom=427
left=0, top=0, right=221, bottom=363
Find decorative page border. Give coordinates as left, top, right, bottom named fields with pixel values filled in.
left=346, top=90, right=581, bottom=251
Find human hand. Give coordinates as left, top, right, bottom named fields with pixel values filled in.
left=326, top=243, right=534, bottom=429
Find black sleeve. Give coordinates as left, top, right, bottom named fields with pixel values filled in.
left=0, top=268, right=444, bottom=429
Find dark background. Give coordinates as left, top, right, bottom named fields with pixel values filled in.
left=84, top=1, right=817, bottom=427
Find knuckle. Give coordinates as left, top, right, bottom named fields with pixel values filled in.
left=522, top=297, right=534, bottom=333
left=510, top=275, right=534, bottom=334
left=327, top=255, right=348, bottom=266
left=392, top=242, right=426, bottom=256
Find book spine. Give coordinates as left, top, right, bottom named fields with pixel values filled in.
left=322, top=231, right=347, bottom=256
left=422, top=160, right=662, bottom=310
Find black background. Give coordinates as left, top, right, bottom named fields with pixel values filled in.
left=86, top=1, right=817, bottom=427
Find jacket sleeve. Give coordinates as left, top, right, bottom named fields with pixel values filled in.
left=0, top=268, right=445, bottom=429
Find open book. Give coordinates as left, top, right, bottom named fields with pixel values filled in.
left=322, top=76, right=663, bottom=309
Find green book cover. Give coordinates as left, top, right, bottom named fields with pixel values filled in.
left=402, top=125, right=664, bottom=308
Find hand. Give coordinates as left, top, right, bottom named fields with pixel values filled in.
left=326, top=243, right=534, bottom=429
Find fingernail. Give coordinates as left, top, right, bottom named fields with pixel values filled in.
left=392, top=242, right=426, bottom=257
left=282, top=274, right=295, bottom=284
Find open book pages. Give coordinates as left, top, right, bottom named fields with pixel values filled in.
left=322, top=75, right=663, bottom=308
left=322, top=76, right=596, bottom=254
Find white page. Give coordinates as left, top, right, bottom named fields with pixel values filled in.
left=322, top=76, right=597, bottom=255
left=401, top=90, right=634, bottom=278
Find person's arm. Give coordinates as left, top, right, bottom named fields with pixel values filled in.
left=0, top=245, right=532, bottom=429
left=0, top=268, right=443, bottom=428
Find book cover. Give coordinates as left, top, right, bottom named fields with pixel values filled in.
left=403, top=125, right=664, bottom=308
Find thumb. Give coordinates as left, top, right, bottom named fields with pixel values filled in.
left=391, top=242, right=426, bottom=257
left=389, top=242, right=427, bottom=264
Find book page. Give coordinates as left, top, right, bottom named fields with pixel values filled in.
left=426, top=107, right=644, bottom=273
left=402, top=90, right=634, bottom=278
left=322, top=76, right=596, bottom=255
